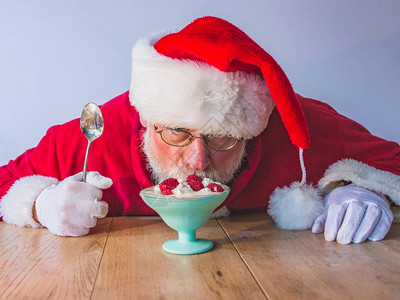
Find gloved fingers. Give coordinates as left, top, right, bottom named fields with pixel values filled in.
left=66, top=172, right=84, bottom=182
left=336, top=201, right=367, bottom=244
left=86, top=172, right=113, bottom=189
left=81, top=217, right=98, bottom=229
left=58, top=180, right=103, bottom=203
left=90, top=199, right=109, bottom=218
left=311, top=213, right=327, bottom=234
left=352, top=204, right=381, bottom=243
left=81, top=200, right=108, bottom=228
left=368, top=209, right=394, bottom=242
left=64, top=172, right=113, bottom=190
left=91, top=188, right=103, bottom=202
left=49, top=224, right=90, bottom=237
left=67, top=226, right=91, bottom=237
left=324, top=201, right=349, bottom=242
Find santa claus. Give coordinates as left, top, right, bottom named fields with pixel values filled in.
left=0, top=16, right=398, bottom=244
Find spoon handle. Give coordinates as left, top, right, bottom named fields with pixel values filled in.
left=82, top=140, right=92, bottom=182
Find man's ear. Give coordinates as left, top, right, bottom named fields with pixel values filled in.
left=139, top=116, right=148, bottom=128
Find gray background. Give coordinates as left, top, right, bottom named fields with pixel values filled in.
left=1, top=0, right=399, bottom=166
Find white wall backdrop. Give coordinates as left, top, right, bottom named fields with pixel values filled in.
left=0, top=0, right=399, bottom=166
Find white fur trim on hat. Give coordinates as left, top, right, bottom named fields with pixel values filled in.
left=129, top=36, right=275, bottom=139
left=0, top=175, right=58, bottom=228
left=267, top=182, right=323, bottom=230
left=318, top=158, right=400, bottom=223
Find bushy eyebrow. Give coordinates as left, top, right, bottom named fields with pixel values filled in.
left=163, top=126, right=193, bottom=133
left=170, top=127, right=188, bottom=132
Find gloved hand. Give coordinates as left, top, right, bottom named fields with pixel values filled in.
left=35, top=172, right=113, bottom=237
left=312, top=185, right=393, bottom=244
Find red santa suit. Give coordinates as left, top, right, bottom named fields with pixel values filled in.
left=0, top=16, right=399, bottom=230
left=1, top=91, right=399, bottom=229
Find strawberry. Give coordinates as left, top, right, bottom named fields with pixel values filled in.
left=160, top=185, right=174, bottom=195
left=187, top=180, right=204, bottom=191
left=160, top=178, right=179, bottom=189
left=186, top=174, right=204, bottom=191
left=186, top=174, right=202, bottom=183
left=159, top=178, right=179, bottom=195
left=188, top=181, right=204, bottom=192
left=207, top=183, right=224, bottom=192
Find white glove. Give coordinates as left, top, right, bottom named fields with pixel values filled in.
left=35, top=172, right=113, bottom=237
left=312, top=185, right=393, bottom=244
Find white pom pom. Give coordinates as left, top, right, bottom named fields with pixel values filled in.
left=267, top=182, right=323, bottom=230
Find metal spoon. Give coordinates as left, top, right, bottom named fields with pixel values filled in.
left=80, top=103, right=104, bottom=182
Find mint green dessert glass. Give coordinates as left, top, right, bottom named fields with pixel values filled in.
left=140, top=186, right=230, bottom=255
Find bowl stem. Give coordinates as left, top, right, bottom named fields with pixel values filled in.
left=178, top=230, right=196, bottom=242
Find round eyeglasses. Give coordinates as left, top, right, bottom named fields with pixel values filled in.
left=154, top=125, right=241, bottom=151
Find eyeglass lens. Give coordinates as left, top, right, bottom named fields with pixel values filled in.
left=160, top=128, right=237, bottom=150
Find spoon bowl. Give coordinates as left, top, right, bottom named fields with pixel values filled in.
left=80, top=103, right=104, bottom=182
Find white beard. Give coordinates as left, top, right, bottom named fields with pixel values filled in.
left=141, top=128, right=246, bottom=184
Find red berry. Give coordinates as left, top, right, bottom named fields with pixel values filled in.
left=187, top=180, right=204, bottom=191
left=186, top=174, right=202, bottom=183
left=159, top=178, right=179, bottom=195
left=160, top=178, right=179, bottom=189
left=160, top=185, right=173, bottom=195
left=186, top=174, right=204, bottom=191
left=207, top=183, right=224, bottom=192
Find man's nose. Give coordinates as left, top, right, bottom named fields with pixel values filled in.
left=184, top=138, right=210, bottom=171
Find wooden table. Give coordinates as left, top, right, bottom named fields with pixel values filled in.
left=1, top=212, right=399, bottom=299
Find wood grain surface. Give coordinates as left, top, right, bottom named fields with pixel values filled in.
left=0, top=218, right=112, bottom=299
left=1, top=213, right=399, bottom=299
left=91, top=217, right=265, bottom=299
left=218, top=212, right=400, bottom=300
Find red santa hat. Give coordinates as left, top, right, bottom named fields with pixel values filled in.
left=130, top=16, right=323, bottom=230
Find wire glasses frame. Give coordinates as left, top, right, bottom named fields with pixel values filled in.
left=154, top=125, right=241, bottom=151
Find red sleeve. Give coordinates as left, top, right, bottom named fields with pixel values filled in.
left=303, top=95, right=400, bottom=175
left=0, top=126, right=61, bottom=186
left=0, top=91, right=143, bottom=220
left=338, top=114, right=400, bottom=175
